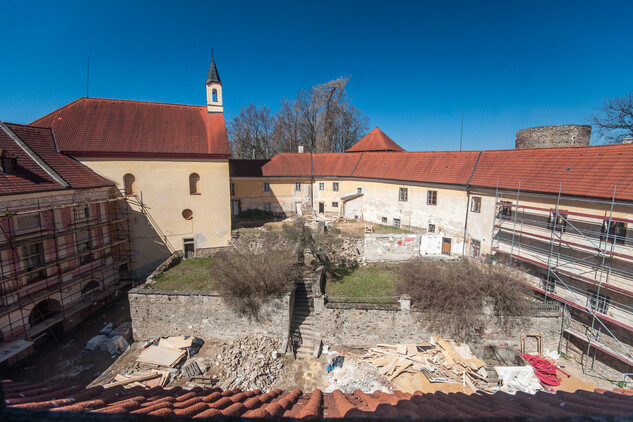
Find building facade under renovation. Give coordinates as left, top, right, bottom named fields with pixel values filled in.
left=0, top=122, right=130, bottom=361
left=229, top=127, right=633, bottom=375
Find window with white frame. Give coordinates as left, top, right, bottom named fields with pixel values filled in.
left=393, top=218, right=401, bottom=229
left=428, top=223, right=435, bottom=233
left=548, top=212, right=567, bottom=233
left=602, top=221, right=627, bottom=245
left=471, top=196, right=481, bottom=213
left=399, top=187, right=408, bottom=202
left=73, top=205, right=89, bottom=220
left=319, top=182, right=325, bottom=191
left=263, top=182, right=271, bottom=192
left=332, top=182, right=339, bottom=192
left=295, top=182, right=302, bottom=192
left=499, top=201, right=513, bottom=218
left=21, top=242, right=45, bottom=283
left=357, top=187, right=362, bottom=194
left=332, top=202, right=338, bottom=208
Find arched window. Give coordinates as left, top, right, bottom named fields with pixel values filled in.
left=123, top=173, right=135, bottom=196
left=212, top=89, right=218, bottom=102
left=189, top=173, right=200, bottom=194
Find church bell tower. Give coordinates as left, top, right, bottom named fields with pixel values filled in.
left=206, top=53, right=223, bottom=113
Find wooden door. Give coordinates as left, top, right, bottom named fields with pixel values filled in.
left=441, top=237, right=452, bottom=255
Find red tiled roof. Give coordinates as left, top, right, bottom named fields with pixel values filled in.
left=230, top=143, right=633, bottom=202
left=0, top=123, right=113, bottom=196
left=4, top=379, right=633, bottom=419
left=31, top=98, right=230, bottom=157
left=470, top=144, right=633, bottom=201
left=346, top=127, right=405, bottom=152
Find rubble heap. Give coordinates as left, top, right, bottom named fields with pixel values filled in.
left=210, top=335, right=285, bottom=391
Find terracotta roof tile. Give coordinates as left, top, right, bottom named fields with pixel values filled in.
left=346, top=127, right=405, bottom=152
left=0, top=123, right=113, bottom=196
left=6, top=379, right=633, bottom=420
left=31, top=97, right=230, bottom=157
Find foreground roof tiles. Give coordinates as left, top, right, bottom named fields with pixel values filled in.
left=0, top=123, right=113, bottom=196
left=31, top=98, right=230, bottom=157
left=346, top=127, right=405, bottom=152
left=4, top=379, right=633, bottom=420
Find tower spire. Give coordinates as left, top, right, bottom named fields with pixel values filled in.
left=206, top=53, right=223, bottom=113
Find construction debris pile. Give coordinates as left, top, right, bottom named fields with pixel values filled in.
left=362, top=336, right=488, bottom=393
left=210, top=336, right=285, bottom=391
left=102, top=336, right=205, bottom=389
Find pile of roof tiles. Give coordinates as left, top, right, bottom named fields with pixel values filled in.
left=4, top=379, right=633, bottom=419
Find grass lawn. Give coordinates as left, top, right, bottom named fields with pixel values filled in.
left=150, top=257, right=217, bottom=291
left=326, top=264, right=398, bottom=303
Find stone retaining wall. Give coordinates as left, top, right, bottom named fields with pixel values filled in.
left=312, top=296, right=563, bottom=351
left=128, top=288, right=291, bottom=341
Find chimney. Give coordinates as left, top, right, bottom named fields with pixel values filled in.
left=298, top=145, right=304, bottom=153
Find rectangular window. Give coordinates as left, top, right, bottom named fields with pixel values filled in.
left=382, top=217, right=388, bottom=224
left=332, top=202, right=338, bottom=208
left=540, top=274, right=556, bottom=293
left=295, top=182, right=302, bottom=192
left=428, top=223, right=435, bottom=233
left=73, top=206, right=89, bottom=220
left=471, top=196, right=481, bottom=213
left=587, top=290, right=610, bottom=314
left=16, top=214, right=41, bottom=231
left=357, top=187, right=363, bottom=194
left=77, top=231, right=91, bottom=265
left=230, top=183, right=236, bottom=196
left=263, top=182, right=271, bottom=193
left=602, top=221, right=627, bottom=245
left=393, top=218, right=401, bottom=229
left=470, top=239, right=481, bottom=258
left=548, top=212, right=567, bottom=232
left=499, top=201, right=513, bottom=218
left=427, top=190, right=437, bottom=206
left=21, top=242, right=45, bottom=283
left=399, top=187, right=408, bottom=202
left=319, top=182, right=325, bottom=191
left=332, top=182, right=339, bottom=192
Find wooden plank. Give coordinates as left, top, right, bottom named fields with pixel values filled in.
left=388, top=361, right=412, bottom=381
left=137, top=345, right=185, bottom=367
left=105, top=372, right=160, bottom=388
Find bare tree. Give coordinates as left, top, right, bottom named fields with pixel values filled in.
left=228, top=104, right=276, bottom=159
left=591, top=92, right=633, bottom=143
left=273, top=76, right=368, bottom=153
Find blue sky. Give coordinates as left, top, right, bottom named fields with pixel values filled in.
left=2, top=0, right=631, bottom=151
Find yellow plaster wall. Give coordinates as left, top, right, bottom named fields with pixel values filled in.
left=231, top=178, right=311, bottom=214
left=79, top=158, right=231, bottom=272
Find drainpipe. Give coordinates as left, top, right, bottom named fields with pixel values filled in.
left=309, top=152, right=315, bottom=216
left=462, top=188, right=471, bottom=257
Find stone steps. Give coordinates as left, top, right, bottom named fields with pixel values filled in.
left=291, top=281, right=319, bottom=359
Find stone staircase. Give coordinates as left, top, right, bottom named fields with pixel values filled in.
left=291, top=281, right=318, bottom=359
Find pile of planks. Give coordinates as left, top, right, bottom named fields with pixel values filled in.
left=104, top=370, right=170, bottom=389
left=362, top=336, right=488, bottom=392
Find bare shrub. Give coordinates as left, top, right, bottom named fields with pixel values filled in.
left=396, top=259, right=529, bottom=340
left=211, top=242, right=301, bottom=318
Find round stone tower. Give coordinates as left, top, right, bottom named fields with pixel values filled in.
left=515, top=125, right=591, bottom=149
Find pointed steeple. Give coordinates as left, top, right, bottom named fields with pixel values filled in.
left=206, top=50, right=221, bottom=85
left=206, top=51, right=223, bottom=113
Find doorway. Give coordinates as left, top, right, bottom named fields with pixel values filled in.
left=318, top=202, right=325, bottom=214
left=183, top=238, right=195, bottom=259
left=231, top=200, right=240, bottom=216
left=441, top=237, right=452, bottom=255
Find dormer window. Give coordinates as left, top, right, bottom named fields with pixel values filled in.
left=212, top=89, right=218, bottom=102
left=1, top=151, right=17, bottom=174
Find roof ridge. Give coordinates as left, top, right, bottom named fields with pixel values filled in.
left=30, top=97, right=85, bottom=126
left=78, top=97, right=207, bottom=109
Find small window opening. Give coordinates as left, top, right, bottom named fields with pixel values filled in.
left=189, top=173, right=201, bottom=195
left=212, top=89, right=218, bottom=102
left=182, top=209, right=193, bottom=220
left=123, top=173, right=136, bottom=196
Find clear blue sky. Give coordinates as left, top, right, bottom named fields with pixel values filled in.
left=2, top=0, right=631, bottom=151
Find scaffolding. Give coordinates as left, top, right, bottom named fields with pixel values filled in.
left=490, top=182, right=633, bottom=374
left=0, top=190, right=131, bottom=343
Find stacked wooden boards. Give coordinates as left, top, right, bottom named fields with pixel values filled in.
left=362, top=337, right=488, bottom=393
